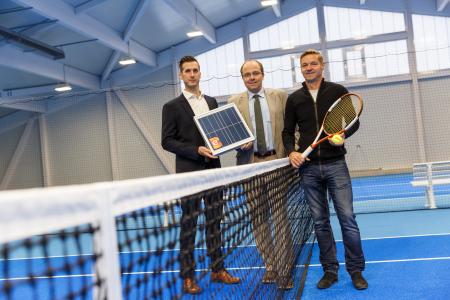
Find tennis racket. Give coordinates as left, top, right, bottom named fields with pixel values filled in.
left=301, top=93, right=363, bottom=158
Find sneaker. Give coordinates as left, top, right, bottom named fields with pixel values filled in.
left=317, top=271, right=338, bottom=289
left=351, top=272, right=368, bottom=290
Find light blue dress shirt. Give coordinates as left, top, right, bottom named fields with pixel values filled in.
left=248, top=89, right=274, bottom=152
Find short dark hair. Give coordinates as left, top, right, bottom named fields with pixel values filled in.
left=240, top=60, right=264, bottom=76
left=300, top=49, right=324, bottom=64
left=179, top=56, right=199, bottom=72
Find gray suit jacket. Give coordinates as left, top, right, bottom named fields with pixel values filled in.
left=228, top=88, right=288, bottom=165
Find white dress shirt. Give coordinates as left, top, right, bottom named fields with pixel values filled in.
left=183, top=90, right=210, bottom=116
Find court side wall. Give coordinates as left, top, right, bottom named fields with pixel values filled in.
left=0, top=74, right=449, bottom=189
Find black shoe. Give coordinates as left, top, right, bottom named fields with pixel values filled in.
left=351, top=272, right=368, bottom=290
left=317, top=271, right=338, bottom=289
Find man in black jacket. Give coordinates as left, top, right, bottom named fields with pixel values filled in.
left=161, top=56, right=240, bottom=294
left=282, top=49, right=368, bottom=290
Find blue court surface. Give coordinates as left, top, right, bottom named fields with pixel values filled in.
left=1, top=175, right=450, bottom=299
left=302, top=209, right=450, bottom=300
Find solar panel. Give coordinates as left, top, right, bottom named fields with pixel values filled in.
left=194, top=103, right=255, bottom=156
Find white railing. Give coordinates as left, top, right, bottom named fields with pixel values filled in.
left=411, top=160, right=450, bottom=209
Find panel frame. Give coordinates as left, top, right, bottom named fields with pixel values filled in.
left=194, top=103, right=254, bottom=156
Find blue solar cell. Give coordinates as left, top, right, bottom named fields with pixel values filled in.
left=194, top=104, right=254, bottom=155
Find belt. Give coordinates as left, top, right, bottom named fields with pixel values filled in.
left=254, top=150, right=276, bottom=158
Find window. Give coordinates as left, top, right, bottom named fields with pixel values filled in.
left=195, top=39, right=245, bottom=97
left=413, top=14, right=450, bottom=72
left=327, top=40, right=409, bottom=82
left=258, top=55, right=296, bottom=89
left=324, top=6, right=405, bottom=41
left=249, top=8, right=319, bottom=52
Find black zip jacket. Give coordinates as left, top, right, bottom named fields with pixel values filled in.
left=282, top=79, right=360, bottom=163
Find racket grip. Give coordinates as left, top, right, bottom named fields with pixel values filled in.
left=301, top=146, right=313, bottom=159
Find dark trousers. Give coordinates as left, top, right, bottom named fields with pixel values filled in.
left=179, top=192, right=224, bottom=279
left=300, top=159, right=365, bottom=274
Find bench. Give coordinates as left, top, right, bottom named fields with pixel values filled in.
left=411, top=160, right=450, bottom=209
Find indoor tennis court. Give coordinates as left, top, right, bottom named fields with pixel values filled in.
left=1, top=0, right=450, bottom=299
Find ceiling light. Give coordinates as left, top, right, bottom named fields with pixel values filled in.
left=118, top=57, right=137, bottom=65
left=261, top=0, right=278, bottom=6
left=119, top=41, right=137, bottom=66
left=55, top=64, right=72, bottom=92
left=54, top=83, right=72, bottom=92
left=187, top=31, right=203, bottom=38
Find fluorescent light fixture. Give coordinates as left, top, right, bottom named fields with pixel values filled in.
left=54, top=83, right=72, bottom=92
left=261, top=0, right=278, bottom=6
left=118, top=57, right=137, bottom=65
left=187, top=31, right=203, bottom=38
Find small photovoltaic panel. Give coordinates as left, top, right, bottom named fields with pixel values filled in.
left=194, top=103, right=254, bottom=156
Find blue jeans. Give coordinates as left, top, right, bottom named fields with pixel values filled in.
left=300, top=159, right=365, bottom=274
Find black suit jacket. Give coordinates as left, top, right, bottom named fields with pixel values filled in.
left=161, top=94, right=221, bottom=173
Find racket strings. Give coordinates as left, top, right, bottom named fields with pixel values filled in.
left=323, top=95, right=362, bottom=134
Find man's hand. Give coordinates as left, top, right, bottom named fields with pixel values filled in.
left=288, top=151, right=306, bottom=168
left=198, top=146, right=218, bottom=159
left=240, top=141, right=253, bottom=150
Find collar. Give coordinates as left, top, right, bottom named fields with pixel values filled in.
left=302, top=78, right=325, bottom=91
left=248, top=88, right=265, bottom=100
left=183, top=89, right=203, bottom=100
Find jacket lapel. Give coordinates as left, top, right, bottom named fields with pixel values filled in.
left=265, top=89, right=277, bottom=137
left=237, top=92, right=253, bottom=132
left=179, top=94, right=195, bottom=117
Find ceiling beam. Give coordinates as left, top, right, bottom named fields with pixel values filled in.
left=0, top=45, right=100, bottom=90
left=102, top=0, right=150, bottom=84
left=0, top=24, right=64, bottom=59
left=272, top=3, right=281, bottom=17
left=12, top=0, right=157, bottom=67
left=0, top=86, right=49, bottom=112
left=437, top=0, right=450, bottom=11
left=0, top=21, right=58, bottom=49
left=162, top=0, right=216, bottom=44
left=75, top=0, right=108, bottom=14
left=123, top=0, right=150, bottom=41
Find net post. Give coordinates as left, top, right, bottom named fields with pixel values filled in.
left=426, top=163, right=437, bottom=209
left=93, top=196, right=123, bottom=300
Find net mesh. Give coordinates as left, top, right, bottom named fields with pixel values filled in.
left=0, top=224, right=102, bottom=300
left=0, top=159, right=314, bottom=299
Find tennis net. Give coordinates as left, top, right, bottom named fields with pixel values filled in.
left=0, top=158, right=314, bottom=299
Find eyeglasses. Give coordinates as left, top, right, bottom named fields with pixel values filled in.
left=242, top=71, right=263, bottom=79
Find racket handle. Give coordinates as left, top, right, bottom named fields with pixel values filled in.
left=301, top=146, right=313, bottom=159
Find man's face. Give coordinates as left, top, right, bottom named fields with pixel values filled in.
left=179, top=61, right=201, bottom=89
left=300, top=54, right=324, bottom=83
left=241, top=61, right=264, bottom=94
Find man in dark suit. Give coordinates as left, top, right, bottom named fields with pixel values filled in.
left=161, top=56, right=240, bottom=295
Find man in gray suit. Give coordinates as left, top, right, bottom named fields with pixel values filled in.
left=228, top=60, right=294, bottom=289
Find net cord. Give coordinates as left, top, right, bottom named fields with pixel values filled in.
left=0, top=158, right=289, bottom=244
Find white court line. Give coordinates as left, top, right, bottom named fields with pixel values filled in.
left=3, top=256, right=450, bottom=281
left=335, top=232, right=450, bottom=243
left=308, top=256, right=450, bottom=267
left=3, top=232, right=450, bottom=261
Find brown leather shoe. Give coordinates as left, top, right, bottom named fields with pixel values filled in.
left=262, top=270, right=278, bottom=284
left=277, top=276, right=294, bottom=290
left=182, top=278, right=201, bottom=294
left=211, top=270, right=240, bottom=284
